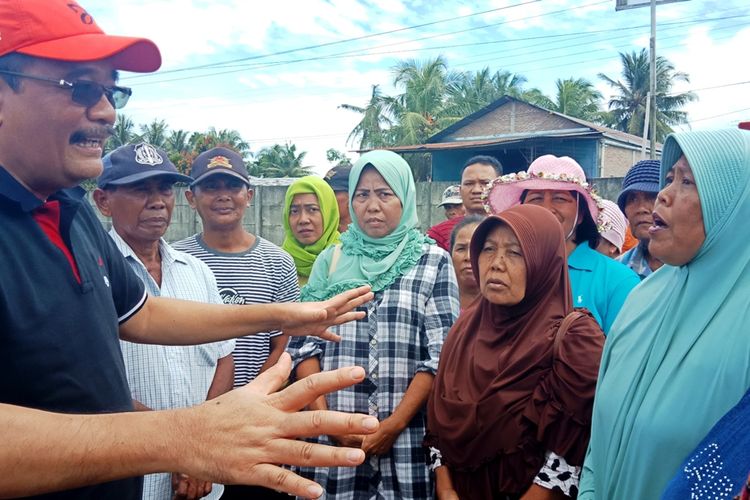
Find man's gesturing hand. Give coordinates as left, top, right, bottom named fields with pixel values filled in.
left=174, top=353, right=378, bottom=499
left=280, top=285, right=373, bottom=341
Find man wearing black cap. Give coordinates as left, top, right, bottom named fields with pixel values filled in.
left=176, top=147, right=298, bottom=391
left=93, top=143, right=234, bottom=500
left=177, top=148, right=298, bottom=500
left=0, top=1, right=377, bottom=498
left=324, top=164, right=352, bottom=233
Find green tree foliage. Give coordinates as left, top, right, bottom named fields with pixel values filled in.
left=104, top=119, right=258, bottom=175
left=339, top=85, right=393, bottom=150
left=444, top=68, right=528, bottom=117
left=326, top=148, right=352, bottom=168
left=342, top=54, right=694, bottom=179
left=599, top=49, right=696, bottom=142
left=139, top=119, right=169, bottom=149
left=547, top=78, right=603, bottom=122
left=106, top=114, right=140, bottom=154
left=253, top=143, right=314, bottom=178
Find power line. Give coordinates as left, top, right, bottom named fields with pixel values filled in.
left=666, top=80, right=750, bottom=96
left=691, top=107, right=750, bottom=123
left=123, top=0, right=610, bottom=84
left=124, top=0, right=542, bottom=79
left=454, top=17, right=750, bottom=72
left=123, top=10, right=748, bottom=88
left=124, top=18, right=749, bottom=115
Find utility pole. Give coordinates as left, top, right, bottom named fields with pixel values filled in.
left=615, top=0, right=690, bottom=159
left=649, top=0, right=657, bottom=159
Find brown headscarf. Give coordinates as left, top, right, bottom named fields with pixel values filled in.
left=426, top=204, right=604, bottom=496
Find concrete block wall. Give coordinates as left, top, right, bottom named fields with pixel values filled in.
left=89, top=177, right=625, bottom=247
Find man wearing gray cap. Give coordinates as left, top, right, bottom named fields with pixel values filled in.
left=0, top=1, right=377, bottom=499
left=93, top=143, right=234, bottom=500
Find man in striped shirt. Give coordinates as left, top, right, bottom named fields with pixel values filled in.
left=175, top=148, right=300, bottom=500
left=176, top=147, right=300, bottom=389
left=93, top=143, right=234, bottom=500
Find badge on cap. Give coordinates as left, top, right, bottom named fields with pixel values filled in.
left=207, top=156, right=232, bottom=169
left=134, top=143, right=163, bottom=166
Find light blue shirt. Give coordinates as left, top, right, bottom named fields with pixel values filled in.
left=110, top=229, right=234, bottom=500
left=568, top=242, right=640, bottom=334
left=618, top=241, right=655, bottom=280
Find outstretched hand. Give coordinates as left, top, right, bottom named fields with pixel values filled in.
left=281, top=285, right=373, bottom=341
left=174, top=353, right=379, bottom=499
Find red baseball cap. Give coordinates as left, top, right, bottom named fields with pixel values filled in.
left=0, top=0, right=161, bottom=72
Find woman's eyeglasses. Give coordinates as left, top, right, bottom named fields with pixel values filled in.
left=0, top=69, right=132, bottom=109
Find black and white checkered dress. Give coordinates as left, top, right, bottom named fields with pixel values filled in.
left=288, top=244, right=459, bottom=499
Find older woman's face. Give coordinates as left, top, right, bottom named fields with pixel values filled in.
left=289, top=193, right=324, bottom=246
left=352, top=168, right=403, bottom=238
left=477, top=224, right=527, bottom=306
left=523, top=189, right=582, bottom=239
left=451, top=222, right=480, bottom=290
left=649, top=156, right=705, bottom=266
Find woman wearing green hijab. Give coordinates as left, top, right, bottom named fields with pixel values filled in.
left=579, top=129, right=750, bottom=499
left=282, top=176, right=340, bottom=286
left=288, top=150, right=460, bottom=499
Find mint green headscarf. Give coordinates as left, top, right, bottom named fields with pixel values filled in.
left=579, top=129, right=750, bottom=499
left=281, top=176, right=340, bottom=278
left=301, top=150, right=430, bottom=301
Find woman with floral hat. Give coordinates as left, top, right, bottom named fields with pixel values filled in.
left=596, top=199, right=629, bottom=258
left=485, top=155, right=639, bottom=333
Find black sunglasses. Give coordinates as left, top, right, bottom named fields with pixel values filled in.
left=0, top=69, right=132, bottom=109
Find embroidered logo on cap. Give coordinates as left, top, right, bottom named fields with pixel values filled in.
left=134, top=143, right=163, bottom=166
left=207, top=156, right=232, bottom=169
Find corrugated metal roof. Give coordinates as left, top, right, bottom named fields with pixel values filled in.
left=386, top=129, right=602, bottom=153
left=417, top=96, right=660, bottom=152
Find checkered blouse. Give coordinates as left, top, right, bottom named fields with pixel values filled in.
left=288, top=244, right=459, bottom=499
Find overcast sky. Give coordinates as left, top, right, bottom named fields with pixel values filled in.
left=88, top=0, right=750, bottom=174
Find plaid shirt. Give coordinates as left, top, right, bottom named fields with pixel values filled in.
left=288, top=245, right=459, bottom=500
left=110, top=230, right=234, bottom=500
left=618, top=242, right=654, bottom=280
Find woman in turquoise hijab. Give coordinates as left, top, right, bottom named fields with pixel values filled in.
left=288, top=150, right=460, bottom=499
left=579, top=128, right=750, bottom=499
left=281, top=175, right=340, bottom=286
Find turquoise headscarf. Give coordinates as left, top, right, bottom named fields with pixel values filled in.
left=301, top=150, right=430, bottom=301
left=579, top=129, right=750, bottom=499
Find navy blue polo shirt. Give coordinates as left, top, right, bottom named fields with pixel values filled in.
left=0, top=166, right=147, bottom=499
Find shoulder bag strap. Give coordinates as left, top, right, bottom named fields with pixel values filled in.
left=553, top=310, right=586, bottom=356
left=328, top=244, right=342, bottom=277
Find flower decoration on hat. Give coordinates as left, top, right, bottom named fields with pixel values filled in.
left=483, top=169, right=605, bottom=216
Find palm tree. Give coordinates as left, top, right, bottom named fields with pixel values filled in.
left=139, top=119, right=169, bottom=148
left=547, top=77, right=603, bottom=121
left=599, top=49, right=696, bottom=141
left=326, top=148, right=352, bottom=168
left=389, top=56, right=457, bottom=145
left=445, top=68, right=529, bottom=117
left=106, top=114, right=139, bottom=153
left=340, top=85, right=393, bottom=150
left=188, top=127, right=251, bottom=157
left=165, top=129, right=191, bottom=154
left=253, top=143, right=313, bottom=178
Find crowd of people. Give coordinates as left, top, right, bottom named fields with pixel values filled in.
left=2, top=1, right=750, bottom=500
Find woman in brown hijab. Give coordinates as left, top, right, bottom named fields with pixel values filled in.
left=426, top=204, right=605, bottom=500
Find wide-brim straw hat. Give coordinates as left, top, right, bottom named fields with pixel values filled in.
left=484, top=154, right=603, bottom=221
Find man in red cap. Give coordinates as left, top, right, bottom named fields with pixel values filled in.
left=0, top=2, right=377, bottom=499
